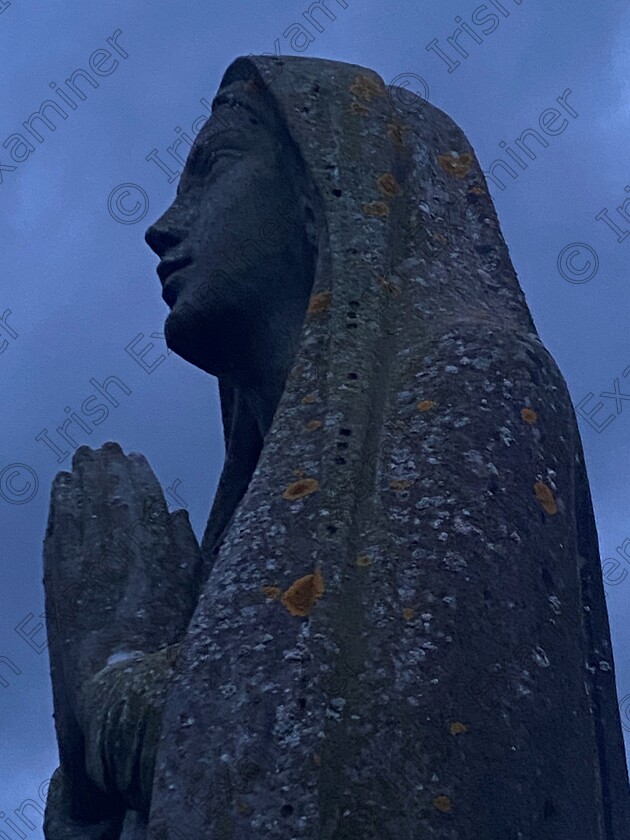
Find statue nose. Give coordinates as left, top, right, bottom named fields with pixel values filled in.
left=144, top=223, right=184, bottom=258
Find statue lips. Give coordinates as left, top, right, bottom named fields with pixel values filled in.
left=157, top=256, right=192, bottom=307
left=161, top=281, right=179, bottom=309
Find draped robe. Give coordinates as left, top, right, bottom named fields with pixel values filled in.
left=43, top=56, right=630, bottom=839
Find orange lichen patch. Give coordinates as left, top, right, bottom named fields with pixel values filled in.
left=350, top=102, right=370, bottom=116
left=308, top=290, right=332, bottom=314
left=438, top=152, right=473, bottom=179
left=237, top=801, right=253, bottom=816
left=387, top=121, right=406, bottom=148
left=417, top=399, right=435, bottom=412
left=390, top=479, right=412, bottom=491
left=350, top=74, right=385, bottom=101
left=467, top=184, right=486, bottom=196
left=403, top=607, right=415, bottom=621
left=356, top=554, right=373, bottom=567
left=302, top=393, right=317, bottom=404
left=362, top=201, right=390, bottom=218
left=534, top=481, right=558, bottom=515
left=293, top=468, right=306, bottom=478
left=282, top=477, right=320, bottom=501
left=377, top=172, right=402, bottom=198
left=449, top=721, right=468, bottom=735
left=281, top=569, right=325, bottom=616
left=262, top=585, right=282, bottom=600
left=520, top=407, right=538, bottom=424
left=305, top=419, right=323, bottom=432
left=433, top=795, right=453, bottom=813
left=313, top=752, right=322, bottom=766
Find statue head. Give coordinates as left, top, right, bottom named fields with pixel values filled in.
left=144, top=78, right=319, bottom=382
left=142, top=54, right=534, bottom=560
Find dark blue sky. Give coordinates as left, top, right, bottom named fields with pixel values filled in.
left=2, top=0, right=630, bottom=832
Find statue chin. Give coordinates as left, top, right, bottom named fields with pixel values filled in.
left=164, top=304, right=242, bottom=377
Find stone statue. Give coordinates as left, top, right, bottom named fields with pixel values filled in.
left=43, top=56, right=630, bottom=839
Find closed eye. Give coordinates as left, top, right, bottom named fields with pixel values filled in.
left=178, top=148, right=243, bottom=194
left=190, top=146, right=242, bottom=172
left=207, top=148, right=243, bottom=167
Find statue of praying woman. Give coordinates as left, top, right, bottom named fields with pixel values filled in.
left=43, top=55, right=630, bottom=839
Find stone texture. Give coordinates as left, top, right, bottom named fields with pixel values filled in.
left=43, top=442, right=202, bottom=837
left=43, top=56, right=630, bottom=839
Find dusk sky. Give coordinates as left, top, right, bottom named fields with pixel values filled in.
left=2, top=0, right=630, bottom=834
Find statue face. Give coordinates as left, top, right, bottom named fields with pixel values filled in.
left=145, top=82, right=317, bottom=378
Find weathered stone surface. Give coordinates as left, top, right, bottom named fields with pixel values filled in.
left=43, top=442, right=202, bottom=837
left=43, top=55, right=630, bottom=839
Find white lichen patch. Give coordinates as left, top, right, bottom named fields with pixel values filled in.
left=499, top=426, right=514, bottom=446
left=532, top=646, right=550, bottom=668
left=463, top=449, right=484, bottom=466
left=106, top=650, right=145, bottom=667
left=546, top=468, right=557, bottom=489
left=442, top=551, right=467, bottom=572
left=548, top=595, right=561, bottom=614
left=416, top=495, right=447, bottom=510
left=452, top=516, right=483, bottom=538
left=397, top=390, right=416, bottom=404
